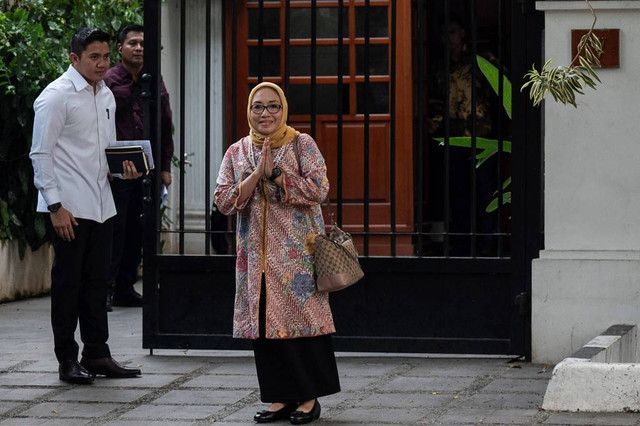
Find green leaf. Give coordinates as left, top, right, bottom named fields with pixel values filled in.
left=434, top=137, right=512, bottom=168
left=0, top=199, right=9, bottom=227
left=34, top=214, right=46, bottom=240
left=486, top=191, right=512, bottom=213
left=476, top=55, right=512, bottom=119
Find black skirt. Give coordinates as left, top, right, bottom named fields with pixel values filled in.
left=252, top=277, right=341, bottom=403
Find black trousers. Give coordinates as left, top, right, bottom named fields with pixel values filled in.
left=109, top=178, right=143, bottom=292
left=51, top=218, right=113, bottom=362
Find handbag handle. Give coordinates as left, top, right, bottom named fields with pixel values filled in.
left=292, top=135, right=336, bottom=225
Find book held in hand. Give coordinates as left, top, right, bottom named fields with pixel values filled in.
left=105, top=145, right=150, bottom=176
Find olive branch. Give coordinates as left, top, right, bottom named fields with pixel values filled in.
left=521, top=0, right=603, bottom=107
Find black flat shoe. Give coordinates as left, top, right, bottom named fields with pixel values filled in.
left=80, top=356, right=141, bottom=378
left=254, top=402, right=297, bottom=423
left=58, top=360, right=95, bottom=384
left=289, top=400, right=320, bottom=425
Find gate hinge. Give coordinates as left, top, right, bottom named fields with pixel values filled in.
left=514, top=292, right=530, bottom=316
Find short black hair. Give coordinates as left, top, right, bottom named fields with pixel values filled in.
left=118, top=24, right=144, bottom=44
left=70, top=28, right=110, bottom=57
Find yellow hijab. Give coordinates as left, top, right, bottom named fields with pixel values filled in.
left=247, top=82, right=298, bottom=148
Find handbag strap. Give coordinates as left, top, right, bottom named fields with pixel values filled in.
left=292, top=134, right=336, bottom=226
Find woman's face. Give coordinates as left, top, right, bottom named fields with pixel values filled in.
left=250, top=88, right=283, bottom=135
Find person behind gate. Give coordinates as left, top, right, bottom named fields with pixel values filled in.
left=214, top=82, right=340, bottom=424
left=103, top=24, right=175, bottom=310
left=30, top=28, right=142, bottom=384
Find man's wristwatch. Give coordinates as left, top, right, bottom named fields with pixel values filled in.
left=269, top=167, right=282, bottom=181
left=47, top=202, right=62, bottom=213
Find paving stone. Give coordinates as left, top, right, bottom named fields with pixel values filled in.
left=220, top=404, right=270, bottom=422
left=497, top=363, right=554, bottom=379
left=120, top=403, right=223, bottom=420
left=50, top=388, right=151, bottom=403
left=314, top=392, right=352, bottom=407
left=180, top=374, right=259, bottom=389
left=103, top=421, right=194, bottom=426
left=0, top=388, right=54, bottom=401
left=437, top=408, right=490, bottom=424
left=125, top=356, right=209, bottom=374
left=0, top=291, right=559, bottom=426
left=356, top=392, right=451, bottom=408
left=12, top=359, right=59, bottom=373
left=92, top=374, right=181, bottom=388
left=198, top=422, right=256, bottom=426
left=544, top=412, right=640, bottom=425
left=408, top=359, right=505, bottom=377
left=0, top=361, right=22, bottom=371
left=482, top=408, right=540, bottom=424
left=0, top=418, right=90, bottom=425
left=20, top=401, right=120, bottom=418
left=335, top=376, right=379, bottom=392
left=153, top=389, right=252, bottom=405
left=0, top=373, right=66, bottom=387
left=0, top=403, right=20, bottom=415
left=336, top=360, right=399, bottom=377
left=208, top=360, right=257, bottom=375
left=380, top=376, right=476, bottom=392
left=330, top=406, right=426, bottom=424
left=102, top=421, right=194, bottom=426
left=463, top=392, right=544, bottom=409
left=481, top=377, right=550, bottom=394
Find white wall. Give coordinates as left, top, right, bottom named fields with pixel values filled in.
left=532, top=1, right=640, bottom=363
left=161, top=0, right=225, bottom=254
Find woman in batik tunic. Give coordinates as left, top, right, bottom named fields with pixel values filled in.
left=214, top=82, right=339, bottom=424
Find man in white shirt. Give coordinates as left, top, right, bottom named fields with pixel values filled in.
left=30, top=28, right=142, bottom=384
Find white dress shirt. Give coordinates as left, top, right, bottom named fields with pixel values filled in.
left=30, top=65, right=117, bottom=223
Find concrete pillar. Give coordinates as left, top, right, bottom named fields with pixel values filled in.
left=532, top=1, right=640, bottom=363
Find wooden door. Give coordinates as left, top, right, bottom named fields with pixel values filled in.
left=226, top=0, right=414, bottom=255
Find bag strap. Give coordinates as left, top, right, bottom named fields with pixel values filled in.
left=293, top=134, right=337, bottom=227
left=292, top=134, right=301, bottom=174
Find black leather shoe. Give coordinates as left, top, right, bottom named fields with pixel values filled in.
left=112, top=287, right=143, bottom=307
left=290, top=400, right=320, bottom=425
left=80, top=357, right=141, bottom=378
left=59, top=360, right=95, bottom=384
left=254, top=403, right=297, bottom=423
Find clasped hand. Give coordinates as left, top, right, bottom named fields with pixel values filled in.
left=255, top=137, right=276, bottom=180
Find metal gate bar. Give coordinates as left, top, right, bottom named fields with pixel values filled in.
left=178, top=0, right=186, bottom=254
left=142, top=0, right=544, bottom=357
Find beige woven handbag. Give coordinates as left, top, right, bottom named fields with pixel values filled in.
left=312, top=223, right=364, bottom=292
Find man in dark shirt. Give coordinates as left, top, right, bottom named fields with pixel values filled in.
left=104, top=24, right=174, bottom=309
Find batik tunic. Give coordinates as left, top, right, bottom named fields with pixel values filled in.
left=214, top=133, right=335, bottom=339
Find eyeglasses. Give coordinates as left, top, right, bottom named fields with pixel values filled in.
left=250, top=104, right=282, bottom=114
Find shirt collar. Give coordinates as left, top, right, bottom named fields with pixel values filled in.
left=67, top=64, right=106, bottom=92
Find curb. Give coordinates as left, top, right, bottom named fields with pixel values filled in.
left=542, top=324, right=640, bottom=412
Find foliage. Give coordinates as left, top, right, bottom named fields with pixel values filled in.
left=0, top=0, right=142, bottom=258
left=521, top=0, right=602, bottom=107
left=435, top=56, right=512, bottom=213
left=477, top=56, right=511, bottom=120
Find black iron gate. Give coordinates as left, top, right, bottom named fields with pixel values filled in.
left=142, top=0, right=543, bottom=357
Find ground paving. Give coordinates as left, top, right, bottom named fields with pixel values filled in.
left=2, top=291, right=640, bottom=425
